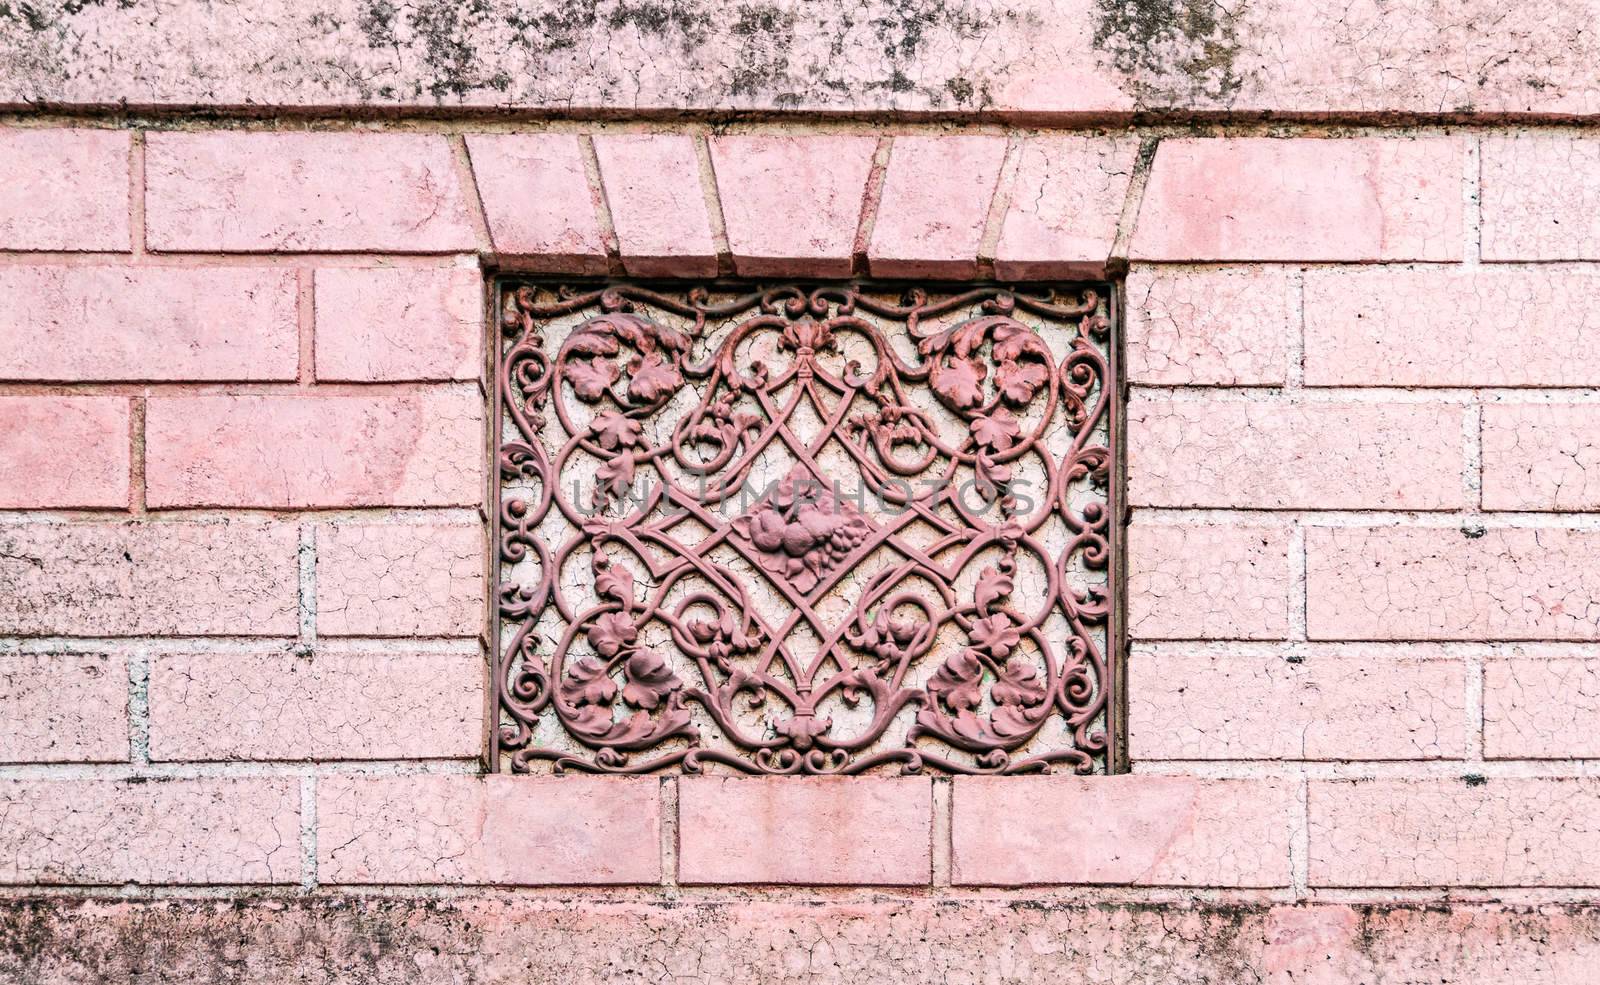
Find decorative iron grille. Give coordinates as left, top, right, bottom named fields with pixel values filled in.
left=493, top=281, right=1120, bottom=774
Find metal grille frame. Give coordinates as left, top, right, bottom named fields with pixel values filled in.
left=490, top=278, right=1125, bottom=775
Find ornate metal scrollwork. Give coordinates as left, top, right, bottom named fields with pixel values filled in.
left=493, top=281, right=1118, bottom=774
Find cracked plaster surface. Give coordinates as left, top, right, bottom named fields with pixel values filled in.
left=315, top=522, right=485, bottom=638
left=1310, top=777, right=1600, bottom=887
left=4, top=0, right=1600, bottom=116
left=0, top=778, right=299, bottom=885
left=0, top=522, right=299, bottom=637
left=148, top=651, right=482, bottom=761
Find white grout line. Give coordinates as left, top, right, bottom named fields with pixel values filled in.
left=1108, top=136, right=1159, bottom=268
left=1133, top=640, right=1587, bottom=659
left=1466, top=650, right=1487, bottom=762
left=127, top=650, right=151, bottom=765
left=1287, top=268, right=1305, bottom=390
left=297, top=522, right=317, bottom=653
left=1130, top=759, right=1600, bottom=779
left=1130, top=507, right=1600, bottom=529
left=300, top=775, right=318, bottom=891
left=1463, top=401, right=1485, bottom=511
left=10, top=637, right=480, bottom=655
left=660, top=776, right=678, bottom=888
left=1290, top=774, right=1309, bottom=899
left=0, top=761, right=483, bottom=780
left=0, top=506, right=485, bottom=525
left=1132, top=385, right=1600, bottom=404
left=931, top=777, right=952, bottom=887
left=976, top=131, right=1023, bottom=273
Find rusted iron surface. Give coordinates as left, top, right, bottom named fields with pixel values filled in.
left=494, top=282, right=1117, bottom=774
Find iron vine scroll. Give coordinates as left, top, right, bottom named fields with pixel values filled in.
left=493, top=281, right=1118, bottom=774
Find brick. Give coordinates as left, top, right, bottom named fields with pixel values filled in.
left=1310, top=778, right=1600, bottom=887
left=318, top=775, right=658, bottom=885
left=1482, top=404, right=1600, bottom=511
left=593, top=134, right=716, bottom=278
left=1482, top=135, right=1600, bottom=260
left=709, top=134, right=876, bottom=278
left=145, top=388, right=483, bottom=509
left=1307, top=526, right=1600, bottom=641
left=313, top=266, right=484, bottom=382
left=868, top=136, right=1007, bottom=279
left=0, top=265, right=298, bottom=382
left=0, top=128, right=129, bottom=251
left=1304, top=267, right=1600, bottom=387
left=316, top=522, right=483, bottom=638
left=0, top=521, right=298, bottom=636
left=1129, top=646, right=1468, bottom=760
left=1485, top=657, right=1600, bottom=759
left=952, top=776, right=1291, bottom=887
left=1124, top=265, right=1291, bottom=386
left=1128, top=522, right=1292, bottom=640
left=0, top=652, right=127, bottom=764
left=1128, top=398, right=1464, bottom=510
left=0, top=396, right=129, bottom=509
left=677, top=777, right=931, bottom=886
left=148, top=651, right=482, bottom=761
left=1133, top=138, right=1462, bottom=261
left=0, top=778, right=299, bottom=885
left=146, top=132, right=474, bottom=253
left=466, top=133, right=605, bottom=272
left=993, top=135, right=1138, bottom=279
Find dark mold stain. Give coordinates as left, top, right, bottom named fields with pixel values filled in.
left=1093, top=0, right=1247, bottom=105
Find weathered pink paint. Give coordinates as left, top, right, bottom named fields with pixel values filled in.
left=317, top=776, right=660, bottom=885
left=1310, top=777, right=1600, bottom=887
left=3, top=28, right=1600, bottom=971
left=0, top=128, right=129, bottom=251
left=313, top=266, right=484, bottom=382
left=868, top=135, right=1007, bottom=278
left=708, top=134, right=877, bottom=278
left=144, top=389, right=483, bottom=508
left=11, top=898, right=1600, bottom=983
left=10, top=0, right=1600, bottom=118
left=993, top=135, right=1139, bottom=279
left=466, top=133, right=606, bottom=271
left=677, top=777, right=932, bottom=885
left=146, top=132, right=476, bottom=253
left=1127, top=522, right=1293, bottom=641
left=0, top=653, right=128, bottom=764
left=0, top=522, right=299, bottom=637
left=0, top=265, right=299, bottom=382
left=1482, top=135, right=1600, bottom=260
left=0, top=778, right=299, bottom=885
left=1130, top=646, right=1469, bottom=760
left=1482, top=404, right=1600, bottom=511
left=148, top=651, right=483, bottom=761
left=594, top=133, right=718, bottom=278
left=1134, top=138, right=1463, bottom=261
left=1124, top=265, right=1293, bottom=385
left=315, top=522, right=484, bottom=638
left=952, top=775, right=1293, bottom=886
left=1485, top=657, right=1600, bottom=759
left=1304, top=267, right=1600, bottom=387
left=1128, top=398, right=1465, bottom=510
left=1307, top=527, right=1600, bottom=641
left=0, top=396, right=129, bottom=508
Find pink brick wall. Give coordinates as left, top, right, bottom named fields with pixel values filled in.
left=3, top=117, right=1600, bottom=981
